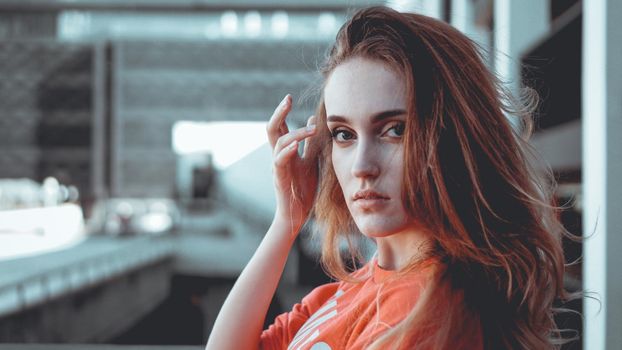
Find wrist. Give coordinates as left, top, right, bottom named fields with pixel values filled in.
left=271, top=211, right=305, bottom=240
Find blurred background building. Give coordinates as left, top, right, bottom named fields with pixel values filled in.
left=0, top=0, right=619, bottom=349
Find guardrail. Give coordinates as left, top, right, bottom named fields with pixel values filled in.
left=0, top=236, right=174, bottom=318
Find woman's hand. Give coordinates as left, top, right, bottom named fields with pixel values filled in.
left=206, top=96, right=318, bottom=350
left=267, top=94, right=318, bottom=236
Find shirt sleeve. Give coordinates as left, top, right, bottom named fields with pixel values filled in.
left=259, top=282, right=340, bottom=350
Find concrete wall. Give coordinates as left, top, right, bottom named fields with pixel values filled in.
left=110, top=40, right=327, bottom=198
left=0, top=42, right=97, bottom=200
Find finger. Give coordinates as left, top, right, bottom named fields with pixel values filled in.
left=274, top=140, right=299, bottom=168
left=267, top=94, right=292, bottom=148
left=274, top=124, right=317, bottom=155
left=301, top=115, right=317, bottom=159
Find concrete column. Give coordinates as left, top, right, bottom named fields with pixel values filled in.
left=582, top=0, right=622, bottom=348
left=388, top=0, right=443, bottom=19
left=92, top=43, right=107, bottom=199
left=494, top=0, right=549, bottom=96
left=418, top=0, right=443, bottom=19
left=110, top=42, right=123, bottom=197
left=451, top=0, right=472, bottom=32
left=450, top=0, right=491, bottom=63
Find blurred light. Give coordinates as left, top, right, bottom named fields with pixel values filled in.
left=221, top=11, right=238, bottom=37
left=244, top=11, right=262, bottom=37
left=271, top=11, right=289, bottom=38
left=318, top=12, right=337, bottom=36
left=58, top=11, right=92, bottom=40
left=42, top=177, right=60, bottom=207
left=0, top=179, right=44, bottom=210
left=135, top=213, right=173, bottom=234
left=59, top=185, right=69, bottom=202
left=67, top=185, right=79, bottom=202
left=116, top=201, right=134, bottom=218
left=149, top=201, right=169, bottom=213
left=172, top=121, right=268, bottom=169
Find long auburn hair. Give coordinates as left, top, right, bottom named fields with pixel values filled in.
left=308, top=6, right=574, bottom=349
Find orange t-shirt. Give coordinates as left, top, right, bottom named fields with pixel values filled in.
left=260, top=258, right=483, bottom=350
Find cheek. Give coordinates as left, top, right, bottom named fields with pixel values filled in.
left=331, top=148, right=349, bottom=187
left=386, top=147, right=406, bottom=200
left=383, top=146, right=404, bottom=175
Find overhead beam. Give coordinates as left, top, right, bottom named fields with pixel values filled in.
left=0, top=0, right=384, bottom=13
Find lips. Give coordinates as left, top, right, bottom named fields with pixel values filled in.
left=353, top=189, right=390, bottom=201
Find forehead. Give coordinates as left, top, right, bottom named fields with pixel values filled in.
left=324, top=57, right=407, bottom=120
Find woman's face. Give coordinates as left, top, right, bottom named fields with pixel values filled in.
left=324, top=57, right=414, bottom=239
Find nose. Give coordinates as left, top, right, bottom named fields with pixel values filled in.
left=351, top=139, right=380, bottom=179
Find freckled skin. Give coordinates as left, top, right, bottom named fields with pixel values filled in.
left=324, top=57, right=428, bottom=268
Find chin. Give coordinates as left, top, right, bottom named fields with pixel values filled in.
left=355, top=221, right=406, bottom=239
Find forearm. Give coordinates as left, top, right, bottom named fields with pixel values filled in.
left=205, top=216, right=300, bottom=350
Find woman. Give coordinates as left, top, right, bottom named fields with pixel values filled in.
left=206, top=6, right=573, bottom=350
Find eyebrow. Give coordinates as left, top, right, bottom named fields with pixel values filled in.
left=326, top=109, right=406, bottom=124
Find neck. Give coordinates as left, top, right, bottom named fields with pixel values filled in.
left=375, top=227, right=431, bottom=270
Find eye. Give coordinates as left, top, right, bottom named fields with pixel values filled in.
left=384, top=122, right=405, bottom=138
left=331, top=128, right=355, bottom=143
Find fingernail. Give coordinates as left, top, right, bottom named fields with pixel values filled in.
left=280, top=95, right=289, bottom=106
left=307, top=124, right=316, bottom=132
